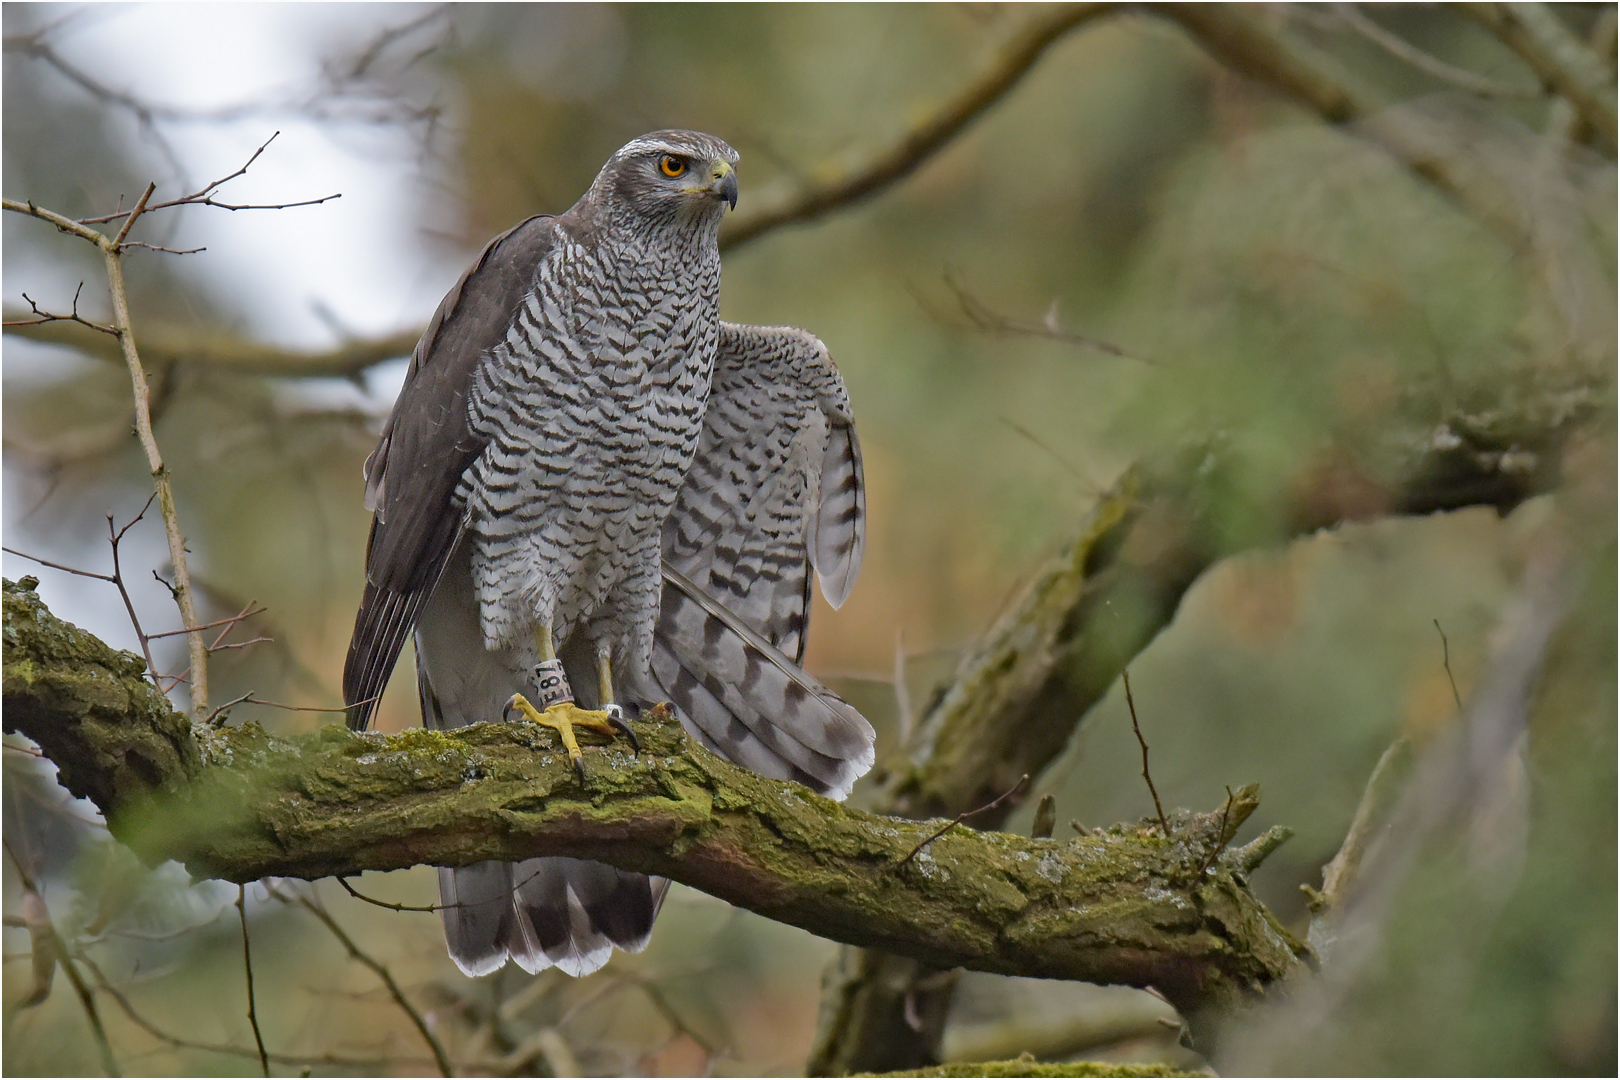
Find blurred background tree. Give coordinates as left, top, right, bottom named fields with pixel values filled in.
left=3, top=3, right=1613, bottom=1076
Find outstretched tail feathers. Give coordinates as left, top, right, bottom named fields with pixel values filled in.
left=439, top=860, right=669, bottom=979
left=653, top=564, right=875, bottom=800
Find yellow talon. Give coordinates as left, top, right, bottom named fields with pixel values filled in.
left=503, top=694, right=638, bottom=777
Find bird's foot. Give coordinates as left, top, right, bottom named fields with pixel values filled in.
left=503, top=695, right=639, bottom=778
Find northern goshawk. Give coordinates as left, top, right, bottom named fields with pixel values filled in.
left=343, top=130, right=874, bottom=977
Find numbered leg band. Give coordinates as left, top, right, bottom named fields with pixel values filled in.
left=532, top=658, right=574, bottom=709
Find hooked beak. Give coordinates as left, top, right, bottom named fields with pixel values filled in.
left=710, top=161, right=738, bottom=210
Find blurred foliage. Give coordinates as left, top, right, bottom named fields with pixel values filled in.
left=3, top=3, right=1614, bottom=1076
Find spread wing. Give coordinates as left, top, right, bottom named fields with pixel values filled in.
left=343, top=215, right=556, bottom=731
left=653, top=323, right=873, bottom=797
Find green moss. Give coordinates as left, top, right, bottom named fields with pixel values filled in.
left=860, top=1058, right=1202, bottom=1077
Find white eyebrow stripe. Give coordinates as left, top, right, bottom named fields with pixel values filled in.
left=618, top=138, right=696, bottom=158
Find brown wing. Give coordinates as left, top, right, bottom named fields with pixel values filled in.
left=343, top=215, right=557, bottom=730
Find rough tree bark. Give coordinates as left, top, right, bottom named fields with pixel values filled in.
left=2, top=576, right=1304, bottom=1023
left=806, top=374, right=1604, bottom=1075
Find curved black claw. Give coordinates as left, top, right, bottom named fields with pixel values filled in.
left=604, top=704, right=639, bottom=755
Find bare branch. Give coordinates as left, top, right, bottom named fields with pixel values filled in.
left=344, top=4, right=453, bottom=80
left=4, top=286, right=117, bottom=334
left=1459, top=2, right=1618, bottom=154
left=99, top=210, right=210, bottom=717
left=721, top=3, right=1113, bottom=251
left=236, top=886, right=270, bottom=1077
left=1333, top=4, right=1544, bottom=99
left=2, top=34, right=189, bottom=178
left=336, top=876, right=447, bottom=913
left=105, top=500, right=163, bottom=688
left=1434, top=619, right=1465, bottom=712
left=2, top=315, right=420, bottom=379
left=109, top=183, right=156, bottom=249
left=1301, top=737, right=1413, bottom=937
left=268, top=883, right=454, bottom=1077
left=72, top=133, right=341, bottom=228
left=1154, top=4, right=1557, bottom=244
left=3, top=197, right=110, bottom=245
left=1, top=546, right=115, bottom=584
left=75, top=951, right=468, bottom=1072
left=939, top=271, right=1152, bottom=363
left=2, top=844, right=120, bottom=1076
left=898, top=774, right=1029, bottom=866
left=145, top=604, right=267, bottom=641
left=1122, top=670, right=1169, bottom=835
left=119, top=242, right=206, bottom=256
left=6, top=189, right=211, bottom=716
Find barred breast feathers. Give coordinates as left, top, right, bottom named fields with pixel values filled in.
left=344, top=215, right=557, bottom=731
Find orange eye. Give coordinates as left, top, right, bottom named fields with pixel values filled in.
left=659, top=155, right=687, bottom=178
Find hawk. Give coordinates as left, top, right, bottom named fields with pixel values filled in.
left=343, top=130, right=874, bottom=978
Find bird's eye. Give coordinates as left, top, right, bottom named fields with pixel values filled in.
left=659, top=155, right=687, bottom=178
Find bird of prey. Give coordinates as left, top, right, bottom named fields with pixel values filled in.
left=343, top=130, right=874, bottom=978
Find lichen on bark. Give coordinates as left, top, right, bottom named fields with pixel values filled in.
left=2, top=575, right=1304, bottom=1021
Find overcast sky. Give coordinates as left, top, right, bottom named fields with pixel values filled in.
left=4, top=4, right=444, bottom=665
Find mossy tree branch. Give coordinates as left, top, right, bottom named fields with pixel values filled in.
left=809, top=374, right=1604, bottom=1074
left=2, top=576, right=1303, bottom=1021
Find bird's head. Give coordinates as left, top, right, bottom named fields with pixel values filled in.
left=589, top=130, right=739, bottom=235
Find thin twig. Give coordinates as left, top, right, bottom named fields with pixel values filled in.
left=942, top=270, right=1152, bottom=363
left=110, top=182, right=155, bottom=248
left=269, top=883, right=454, bottom=1077
left=1193, top=786, right=1238, bottom=881
left=145, top=604, right=267, bottom=640
left=345, top=4, right=453, bottom=80
left=1334, top=3, right=1543, bottom=99
left=120, top=241, right=206, bottom=256
left=108, top=498, right=162, bottom=686
left=75, top=951, right=466, bottom=1072
left=4, top=285, right=116, bottom=334
left=6, top=191, right=209, bottom=714
left=3, top=842, right=121, bottom=1077
left=1434, top=619, right=1464, bottom=711
left=5, top=496, right=168, bottom=685
left=336, top=876, right=447, bottom=913
left=899, top=773, right=1030, bottom=866
left=101, top=208, right=209, bottom=717
left=1459, top=1, right=1617, bottom=154
left=76, top=133, right=339, bottom=225
left=207, top=693, right=371, bottom=727
left=236, top=885, right=270, bottom=1077
left=3, top=196, right=108, bottom=243
left=1122, top=669, right=1169, bottom=835
left=615, top=970, right=725, bottom=1059
left=203, top=692, right=256, bottom=727
left=999, top=417, right=1100, bottom=493
left=1303, top=737, right=1413, bottom=919
left=205, top=636, right=272, bottom=652
left=2, top=546, right=115, bottom=582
